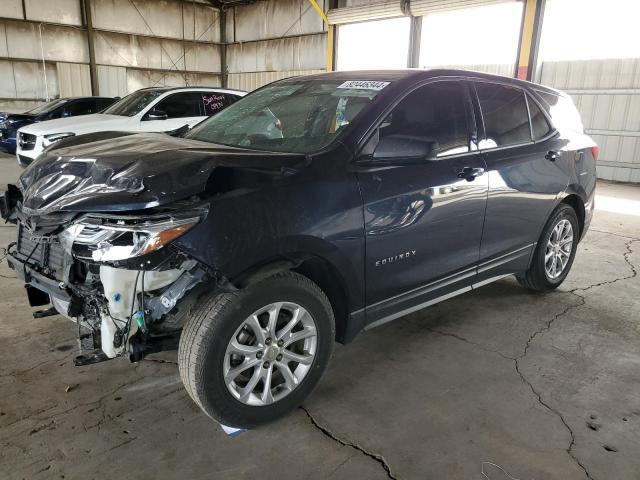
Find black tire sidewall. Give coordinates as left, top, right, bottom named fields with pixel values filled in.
left=195, top=275, right=333, bottom=428
left=532, top=205, right=579, bottom=289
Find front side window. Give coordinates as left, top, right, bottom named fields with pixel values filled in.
left=102, top=89, right=164, bottom=117
left=186, top=79, right=388, bottom=154
left=153, top=92, right=203, bottom=118
left=367, top=81, right=473, bottom=158
left=476, top=82, right=531, bottom=148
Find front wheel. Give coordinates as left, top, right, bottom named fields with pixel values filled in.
left=517, top=203, right=580, bottom=292
left=178, top=271, right=335, bottom=428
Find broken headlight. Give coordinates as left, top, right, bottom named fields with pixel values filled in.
left=59, top=212, right=202, bottom=262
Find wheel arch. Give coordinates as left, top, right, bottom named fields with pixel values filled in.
left=230, top=252, right=355, bottom=344
left=559, top=186, right=587, bottom=238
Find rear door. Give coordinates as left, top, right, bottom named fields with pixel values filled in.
left=472, top=81, right=570, bottom=283
left=356, top=80, right=488, bottom=327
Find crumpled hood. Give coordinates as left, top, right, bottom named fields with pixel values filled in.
left=19, top=131, right=307, bottom=215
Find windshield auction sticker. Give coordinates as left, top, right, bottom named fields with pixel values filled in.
left=337, top=80, right=390, bottom=90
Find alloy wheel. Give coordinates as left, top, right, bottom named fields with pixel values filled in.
left=223, top=302, right=318, bottom=406
left=545, top=219, right=574, bottom=279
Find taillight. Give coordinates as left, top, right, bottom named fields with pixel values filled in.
left=591, top=145, right=599, bottom=161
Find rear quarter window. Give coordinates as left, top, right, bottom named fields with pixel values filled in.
left=202, top=93, right=233, bottom=116
left=535, top=90, right=584, bottom=134
left=526, top=94, right=553, bottom=140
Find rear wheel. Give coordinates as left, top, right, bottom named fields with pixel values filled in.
left=178, top=271, right=334, bottom=428
left=517, top=203, right=579, bottom=292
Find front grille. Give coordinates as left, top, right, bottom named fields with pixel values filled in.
left=18, top=132, right=36, bottom=151
left=18, top=155, right=33, bottom=166
left=16, top=222, right=65, bottom=281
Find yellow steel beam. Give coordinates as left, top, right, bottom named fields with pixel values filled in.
left=308, top=0, right=329, bottom=24
left=307, top=0, right=334, bottom=72
left=326, top=25, right=334, bottom=72
left=515, top=0, right=544, bottom=80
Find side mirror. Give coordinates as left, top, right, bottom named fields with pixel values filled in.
left=372, top=134, right=437, bottom=161
left=144, top=109, right=168, bottom=121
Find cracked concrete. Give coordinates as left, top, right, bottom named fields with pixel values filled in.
left=1, top=151, right=639, bottom=480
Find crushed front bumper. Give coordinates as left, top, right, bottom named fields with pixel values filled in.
left=6, top=252, right=71, bottom=304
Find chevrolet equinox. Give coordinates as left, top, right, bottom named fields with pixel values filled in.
left=1, top=70, right=596, bottom=428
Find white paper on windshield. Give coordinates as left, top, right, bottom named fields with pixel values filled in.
left=337, top=80, right=390, bottom=90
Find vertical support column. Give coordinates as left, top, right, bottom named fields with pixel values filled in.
left=407, top=15, right=422, bottom=68
left=220, top=8, right=228, bottom=88
left=308, top=0, right=333, bottom=71
left=514, top=0, right=545, bottom=80
left=81, top=0, right=99, bottom=95
left=326, top=24, right=335, bottom=72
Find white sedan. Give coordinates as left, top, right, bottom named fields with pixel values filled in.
left=16, top=86, right=246, bottom=167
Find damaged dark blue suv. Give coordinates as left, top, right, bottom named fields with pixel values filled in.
left=1, top=70, right=596, bottom=428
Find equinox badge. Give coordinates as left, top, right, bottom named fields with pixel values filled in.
left=375, top=250, right=417, bottom=267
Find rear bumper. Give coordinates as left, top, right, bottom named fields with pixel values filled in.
left=6, top=252, right=71, bottom=302
left=581, top=188, right=596, bottom=241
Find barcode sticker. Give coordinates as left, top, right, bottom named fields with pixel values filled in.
left=337, top=80, right=390, bottom=91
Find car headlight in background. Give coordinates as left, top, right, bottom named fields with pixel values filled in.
left=43, top=132, right=75, bottom=148
left=59, top=213, right=203, bottom=262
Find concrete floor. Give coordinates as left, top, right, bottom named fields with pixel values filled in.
left=0, top=151, right=638, bottom=480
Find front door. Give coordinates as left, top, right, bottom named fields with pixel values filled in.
left=140, top=92, right=206, bottom=132
left=356, top=80, right=488, bottom=327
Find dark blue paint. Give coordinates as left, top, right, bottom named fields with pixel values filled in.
left=13, top=69, right=597, bottom=342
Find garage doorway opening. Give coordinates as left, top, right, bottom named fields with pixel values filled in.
left=418, top=1, right=523, bottom=76
left=336, top=17, right=411, bottom=70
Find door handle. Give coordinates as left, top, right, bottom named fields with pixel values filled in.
left=545, top=150, right=560, bottom=162
left=457, top=166, right=485, bottom=182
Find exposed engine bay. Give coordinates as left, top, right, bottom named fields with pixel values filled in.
left=0, top=131, right=307, bottom=367
left=2, top=186, right=212, bottom=365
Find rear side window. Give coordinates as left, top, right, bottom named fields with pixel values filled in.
left=202, top=93, right=233, bottom=116
left=535, top=90, right=584, bottom=134
left=527, top=94, right=552, bottom=140
left=95, top=98, right=116, bottom=112
left=376, top=80, right=473, bottom=158
left=476, top=82, right=531, bottom=148
left=155, top=92, right=202, bottom=118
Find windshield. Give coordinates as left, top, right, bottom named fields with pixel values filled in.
left=102, top=89, right=164, bottom=116
left=25, top=98, right=68, bottom=116
left=185, top=79, right=390, bottom=153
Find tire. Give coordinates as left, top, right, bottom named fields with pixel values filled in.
left=178, top=271, right=335, bottom=428
left=517, top=203, right=580, bottom=292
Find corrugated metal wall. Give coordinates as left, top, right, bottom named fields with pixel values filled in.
left=540, top=59, right=640, bottom=183
left=0, top=0, right=222, bottom=112
left=225, top=0, right=328, bottom=92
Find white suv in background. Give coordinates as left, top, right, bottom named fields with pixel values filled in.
left=16, top=86, right=246, bottom=166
